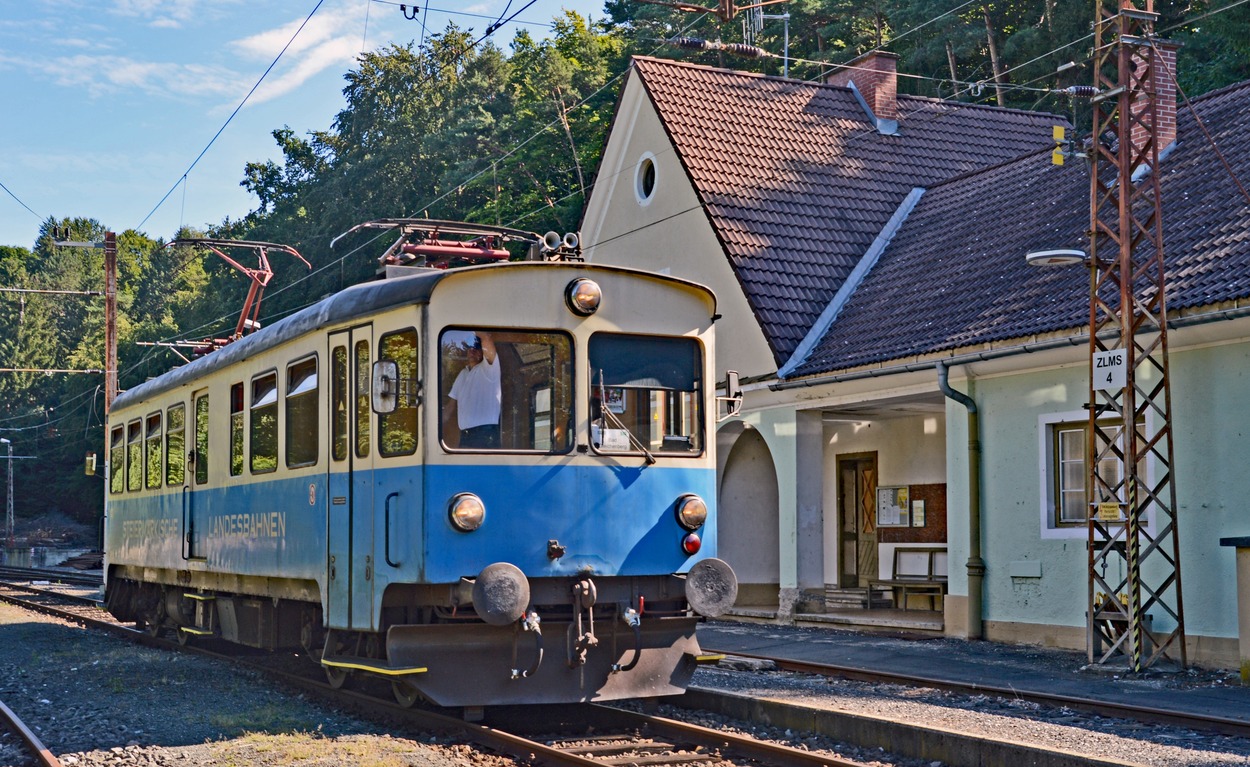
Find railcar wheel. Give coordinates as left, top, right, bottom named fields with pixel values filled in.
left=143, top=620, right=162, bottom=638
left=324, top=665, right=350, bottom=689
left=392, top=679, right=421, bottom=708
left=176, top=628, right=191, bottom=646
left=300, top=616, right=317, bottom=654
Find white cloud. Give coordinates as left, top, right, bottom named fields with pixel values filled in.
left=232, top=6, right=362, bottom=59
left=248, top=36, right=362, bottom=105
left=37, top=54, right=243, bottom=100
left=110, top=0, right=242, bottom=29
left=15, top=5, right=363, bottom=109
left=226, top=6, right=365, bottom=104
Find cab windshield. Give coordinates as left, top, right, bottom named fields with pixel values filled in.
left=439, top=328, right=573, bottom=453
left=588, top=334, right=703, bottom=456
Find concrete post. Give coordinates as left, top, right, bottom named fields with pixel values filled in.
left=795, top=410, right=826, bottom=613
left=1219, top=537, right=1250, bottom=683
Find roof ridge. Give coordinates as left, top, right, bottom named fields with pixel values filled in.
left=632, top=55, right=836, bottom=90
left=1186, top=76, right=1250, bottom=106
left=632, top=56, right=1068, bottom=123
left=778, top=187, right=926, bottom=379
left=898, top=92, right=1067, bottom=121
left=923, top=145, right=1059, bottom=192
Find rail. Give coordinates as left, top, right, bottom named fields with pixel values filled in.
left=0, top=698, right=62, bottom=767
left=0, top=582, right=870, bottom=767
left=702, top=648, right=1250, bottom=739
left=6, top=574, right=1231, bottom=765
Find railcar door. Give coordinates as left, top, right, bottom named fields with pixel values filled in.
left=327, top=326, right=377, bottom=630
left=182, top=391, right=210, bottom=559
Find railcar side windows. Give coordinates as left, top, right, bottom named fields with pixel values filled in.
left=109, top=426, right=124, bottom=494
left=126, top=420, right=142, bottom=491
left=355, top=340, right=371, bottom=459
left=286, top=357, right=318, bottom=468
left=194, top=394, right=209, bottom=485
left=331, top=345, right=348, bottom=462
left=587, top=334, right=704, bottom=457
left=439, top=328, right=573, bottom=454
left=144, top=413, right=162, bottom=489
left=230, top=383, right=244, bottom=476
left=251, top=372, right=279, bottom=473
left=378, top=329, right=418, bottom=457
left=166, top=405, right=185, bottom=486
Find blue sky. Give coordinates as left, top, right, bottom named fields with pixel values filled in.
left=0, top=0, right=609, bottom=249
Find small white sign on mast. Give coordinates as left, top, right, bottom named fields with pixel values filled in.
left=1093, top=349, right=1127, bottom=391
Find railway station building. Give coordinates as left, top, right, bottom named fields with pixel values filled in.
left=580, top=51, right=1250, bottom=668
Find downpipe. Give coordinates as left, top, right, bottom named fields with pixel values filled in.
left=936, top=360, right=985, bottom=640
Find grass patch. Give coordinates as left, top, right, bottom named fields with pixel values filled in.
left=207, top=733, right=428, bottom=767
left=208, top=703, right=323, bottom=734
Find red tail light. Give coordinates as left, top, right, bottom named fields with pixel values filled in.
left=682, top=533, right=702, bottom=554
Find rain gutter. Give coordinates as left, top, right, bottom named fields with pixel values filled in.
left=936, top=360, right=984, bottom=640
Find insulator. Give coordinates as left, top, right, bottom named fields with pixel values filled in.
left=671, top=37, right=708, bottom=50
left=720, top=43, right=766, bottom=58
left=1065, top=85, right=1099, bottom=99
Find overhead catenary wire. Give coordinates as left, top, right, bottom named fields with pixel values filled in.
left=135, top=0, right=327, bottom=232
left=0, top=179, right=42, bottom=221
left=1148, top=36, right=1250, bottom=205
left=280, top=11, right=716, bottom=301
left=141, top=0, right=1051, bottom=330
left=39, top=0, right=1250, bottom=460
left=369, top=0, right=556, bottom=31
left=91, top=0, right=1250, bottom=342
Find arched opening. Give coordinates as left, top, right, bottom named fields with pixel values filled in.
left=717, top=426, right=780, bottom=607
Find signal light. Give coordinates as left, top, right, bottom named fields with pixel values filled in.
left=682, top=532, right=702, bottom=555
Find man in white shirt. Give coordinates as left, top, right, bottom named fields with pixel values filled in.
left=446, top=333, right=501, bottom=448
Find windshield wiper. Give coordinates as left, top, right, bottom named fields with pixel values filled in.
left=598, top=372, right=656, bottom=465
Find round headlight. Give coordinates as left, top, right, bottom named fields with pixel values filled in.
left=676, top=494, right=707, bottom=531
left=565, top=278, right=601, bottom=316
left=449, top=493, right=485, bottom=532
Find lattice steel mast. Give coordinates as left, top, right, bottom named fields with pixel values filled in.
left=1086, top=0, right=1185, bottom=671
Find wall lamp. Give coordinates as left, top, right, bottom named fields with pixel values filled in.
left=1025, top=249, right=1087, bottom=267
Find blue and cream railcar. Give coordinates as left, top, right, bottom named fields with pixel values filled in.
left=103, top=261, right=737, bottom=707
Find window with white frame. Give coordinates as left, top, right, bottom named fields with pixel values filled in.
left=1041, top=413, right=1148, bottom=532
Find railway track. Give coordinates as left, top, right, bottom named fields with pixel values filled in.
left=2, top=572, right=1246, bottom=764
left=0, top=565, right=102, bottom=589
left=0, top=583, right=881, bottom=767
left=4, top=564, right=1240, bottom=744
left=701, top=647, right=1250, bottom=740
left=0, top=698, right=62, bottom=767
left=483, top=704, right=870, bottom=766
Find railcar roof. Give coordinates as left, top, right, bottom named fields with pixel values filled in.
left=111, top=261, right=714, bottom=413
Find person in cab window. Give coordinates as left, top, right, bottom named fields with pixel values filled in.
left=447, top=333, right=500, bottom=448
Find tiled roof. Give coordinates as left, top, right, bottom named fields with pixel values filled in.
left=632, top=56, right=1064, bottom=365
left=787, top=79, right=1250, bottom=378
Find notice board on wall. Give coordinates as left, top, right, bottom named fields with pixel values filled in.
left=876, top=486, right=910, bottom=527
left=879, top=483, right=947, bottom=544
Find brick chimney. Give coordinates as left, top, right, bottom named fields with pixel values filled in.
left=827, top=50, right=899, bottom=122
left=1131, top=41, right=1179, bottom=153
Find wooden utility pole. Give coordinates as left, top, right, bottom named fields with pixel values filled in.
left=104, top=232, right=117, bottom=414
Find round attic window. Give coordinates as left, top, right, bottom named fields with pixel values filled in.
left=635, top=153, right=657, bottom=206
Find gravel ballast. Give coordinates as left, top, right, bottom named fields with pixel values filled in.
left=684, top=622, right=1250, bottom=767
left=0, top=602, right=515, bottom=767
left=5, top=596, right=1249, bottom=767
